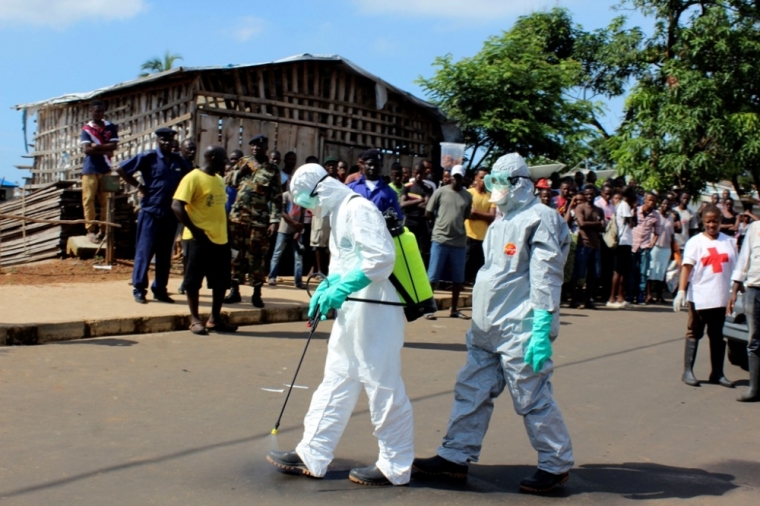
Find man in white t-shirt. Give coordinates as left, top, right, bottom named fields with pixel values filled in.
left=674, top=204, right=737, bottom=388
left=607, top=186, right=637, bottom=308
left=674, top=192, right=696, bottom=253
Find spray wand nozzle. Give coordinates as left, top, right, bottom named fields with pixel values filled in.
left=271, top=305, right=321, bottom=436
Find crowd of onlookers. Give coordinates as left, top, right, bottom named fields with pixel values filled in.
left=533, top=172, right=754, bottom=310
left=223, top=144, right=756, bottom=317
left=81, top=99, right=756, bottom=323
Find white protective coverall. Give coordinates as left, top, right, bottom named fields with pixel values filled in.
left=290, top=164, right=414, bottom=484
left=437, top=153, right=575, bottom=474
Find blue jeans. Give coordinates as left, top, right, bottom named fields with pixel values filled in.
left=427, top=241, right=466, bottom=284
left=268, top=232, right=303, bottom=285
left=744, top=287, right=760, bottom=359
left=627, top=248, right=651, bottom=301
left=573, top=245, right=600, bottom=281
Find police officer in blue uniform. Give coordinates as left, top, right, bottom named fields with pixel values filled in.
left=117, top=127, right=190, bottom=303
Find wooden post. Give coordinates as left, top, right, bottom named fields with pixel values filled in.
left=105, top=192, right=115, bottom=265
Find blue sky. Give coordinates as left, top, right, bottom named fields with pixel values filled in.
left=0, top=0, right=650, bottom=184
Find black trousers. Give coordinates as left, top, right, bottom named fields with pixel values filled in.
left=465, top=237, right=485, bottom=283
left=686, top=303, right=726, bottom=342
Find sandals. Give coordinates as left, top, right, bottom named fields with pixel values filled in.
left=449, top=311, right=471, bottom=320
left=424, top=313, right=438, bottom=321
left=206, top=321, right=239, bottom=333
left=189, top=322, right=208, bottom=335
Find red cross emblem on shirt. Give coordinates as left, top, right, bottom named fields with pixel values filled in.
left=701, top=247, right=729, bottom=273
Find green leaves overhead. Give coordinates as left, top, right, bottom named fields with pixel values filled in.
left=612, top=1, right=760, bottom=194
left=421, top=2, right=760, bottom=194
left=418, top=8, right=642, bottom=168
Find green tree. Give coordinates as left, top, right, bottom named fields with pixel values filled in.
left=418, top=8, right=643, bottom=169
left=139, top=50, right=183, bottom=77
left=611, top=1, right=760, bottom=194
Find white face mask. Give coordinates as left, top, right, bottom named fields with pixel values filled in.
left=489, top=187, right=510, bottom=205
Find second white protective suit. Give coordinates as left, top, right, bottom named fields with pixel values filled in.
left=436, top=153, right=575, bottom=474
left=290, top=164, right=414, bottom=484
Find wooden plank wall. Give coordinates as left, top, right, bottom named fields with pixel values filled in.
left=27, top=78, right=197, bottom=185
left=194, top=61, right=439, bottom=169
left=25, top=61, right=443, bottom=186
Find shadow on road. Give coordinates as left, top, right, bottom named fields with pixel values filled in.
left=56, top=338, right=139, bottom=347
left=560, top=312, right=589, bottom=318
left=413, top=461, right=743, bottom=499
left=233, top=330, right=330, bottom=341
left=404, top=342, right=467, bottom=352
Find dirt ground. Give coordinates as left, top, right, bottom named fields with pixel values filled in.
left=0, top=258, right=183, bottom=286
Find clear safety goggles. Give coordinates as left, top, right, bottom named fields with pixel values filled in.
left=293, top=174, right=329, bottom=209
left=483, top=173, right=531, bottom=193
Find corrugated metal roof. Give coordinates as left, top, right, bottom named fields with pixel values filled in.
left=13, top=54, right=442, bottom=118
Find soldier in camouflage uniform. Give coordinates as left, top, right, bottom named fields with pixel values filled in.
left=224, top=134, right=282, bottom=307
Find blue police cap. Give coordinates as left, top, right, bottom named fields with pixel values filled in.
left=154, top=127, right=177, bottom=138
left=360, top=149, right=382, bottom=162
left=248, top=134, right=268, bottom=146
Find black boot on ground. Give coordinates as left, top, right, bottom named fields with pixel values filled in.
left=412, top=455, right=468, bottom=480
left=519, top=469, right=570, bottom=494
left=568, top=285, right=581, bottom=309
left=223, top=283, right=241, bottom=304
left=152, top=291, right=175, bottom=304
left=348, top=465, right=394, bottom=486
left=251, top=284, right=264, bottom=308
left=266, top=450, right=316, bottom=477
left=707, top=337, right=733, bottom=387
left=738, top=354, right=760, bottom=402
left=682, top=338, right=700, bottom=386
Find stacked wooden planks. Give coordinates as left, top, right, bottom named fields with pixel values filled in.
left=0, top=182, right=136, bottom=266
left=0, top=182, right=77, bottom=266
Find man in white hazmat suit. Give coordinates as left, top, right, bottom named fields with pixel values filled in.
left=412, top=153, right=575, bottom=494
left=267, top=162, right=414, bottom=486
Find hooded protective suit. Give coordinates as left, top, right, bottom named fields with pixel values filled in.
left=290, top=164, right=414, bottom=484
left=436, top=153, right=574, bottom=474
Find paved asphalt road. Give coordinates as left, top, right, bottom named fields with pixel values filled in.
left=1, top=305, right=758, bottom=505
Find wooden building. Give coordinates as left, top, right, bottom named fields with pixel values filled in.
left=15, top=54, right=461, bottom=186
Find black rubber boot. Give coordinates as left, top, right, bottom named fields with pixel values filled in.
left=266, top=450, right=316, bottom=477
left=519, top=469, right=570, bottom=494
left=349, top=465, right=394, bottom=486
left=412, top=455, right=468, bottom=481
left=152, top=291, right=175, bottom=304
left=708, top=338, right=733, bottom=388
left=251, top=284, right=264, bottom=308
left=568, top=284, right=581, bottom=309
left=738, top=354, right=760, bottom=402
left=682, top=338, right=700, bottom=386
left=223, top=282, right=241, bottom=304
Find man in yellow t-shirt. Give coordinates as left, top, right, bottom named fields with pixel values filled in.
left=172, top=146, right=237, bottom=335
left=465, top=168, right=496, bottom=283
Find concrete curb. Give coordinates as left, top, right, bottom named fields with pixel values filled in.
left=1, top=294, right=471, bottom=346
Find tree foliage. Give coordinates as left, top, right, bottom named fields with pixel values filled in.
left=418, top=8, right=643, bottom=168
left=139, top=50, right=183, bottom=77
left=611, top=1, right=760, bottom=194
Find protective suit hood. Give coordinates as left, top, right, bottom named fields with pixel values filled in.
left=490, top=153, right=535, bottom=215
left=291, top=163, right=355, bottom=214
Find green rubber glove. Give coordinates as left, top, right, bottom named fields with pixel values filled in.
left=315, top=269, right=372, bottom=317
left=309, top=274, right=341, bottom=319
left=524, top=309, right=553, bottom=372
